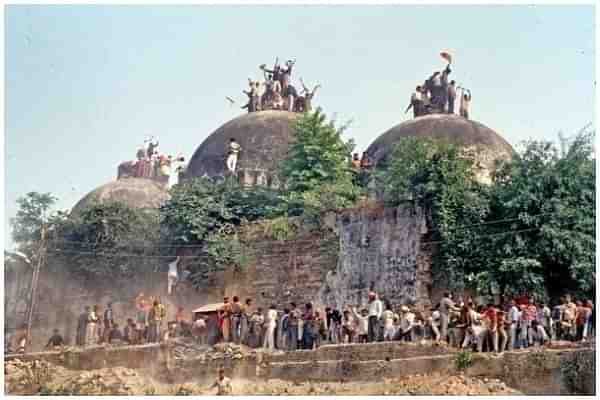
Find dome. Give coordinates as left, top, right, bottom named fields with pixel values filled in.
left=366, top=114, right=514, bottom=183
left=185, top=110, right=299, bottom=187
left=71, top=178, right=170, bottom=215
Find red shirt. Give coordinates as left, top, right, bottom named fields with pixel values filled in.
left=484, top=307, right=498, bottom=326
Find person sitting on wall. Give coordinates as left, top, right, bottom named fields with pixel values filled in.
left=108, top=323, right=124, bottom=345
left=45, top=329, right=65, bottom=350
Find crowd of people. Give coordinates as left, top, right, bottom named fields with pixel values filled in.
left=405, top=52, right=472, bottom=120
left=235, top=57, right=320, bottom=113
left=200, top=291, right=595, bottom=353
left=7, top=290, right=593, bottom=355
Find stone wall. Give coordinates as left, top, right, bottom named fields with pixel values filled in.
left=6, top=342, right=595, bottom=395
left=5, top=203, right=433, bottom=351
left=320, top=203, right=431, bottom=310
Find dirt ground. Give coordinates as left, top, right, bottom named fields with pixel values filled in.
left=5, top=357, right=522, bottom=395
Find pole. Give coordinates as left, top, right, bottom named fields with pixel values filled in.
left=25, top=225, right=46, bottom=346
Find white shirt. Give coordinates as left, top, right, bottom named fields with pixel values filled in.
left=382, top=310, right=395, bottom=329
left=168, top=257, right=179, bottom=278
left=368, top=299, right=383, bottom=318
left=266, top=309, right=278, bottom=328
left=352, top=310, right=369, bottom=335
left=431, top=310, right=441, bottom=327
left=508, top=306, right=520, bottom=324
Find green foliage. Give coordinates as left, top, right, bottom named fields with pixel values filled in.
left=382, top=137, right=488, bottom=291
left=160, top=177, right=285, bottom=245
left=454, top=350, right=474, bottom=370
left=382, top=130, right=595, bottom=300
left=279, top=108, right=361, bottom=221
left=10, top=192, right=66, bottom=263
left=263, top=215, right=297, bottom=242
left=52, top=202, right=161, bottom=278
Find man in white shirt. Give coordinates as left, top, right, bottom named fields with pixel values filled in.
left=211, top=368, right=233, bottom=395
left=351, top=307, right=370, bottom=343
left=367, top=292, right=383, bottom=342
left=430, top=305, right=441, bottom=341
left=226, top=138, right=242, bottom=173
left=439, top=292, right=460, bottom=343
left=507, top=300, right=520, bottom=350
left=167, top=257, right=179, bottom=295
left=381, top=305, right=397, bottom=341
left=263, top=305, right=278, bottom=351
left=397, top=306, right=416, bottom=342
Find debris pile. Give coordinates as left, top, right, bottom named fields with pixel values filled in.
left=4, top=358, right=55, bottom=394
left=171, top=339, right=253, bottom=363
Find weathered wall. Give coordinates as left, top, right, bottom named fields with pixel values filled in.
left=6, top=343, right=595, bottom=395
left=320, top=204, right=431, bottom=310
left=6, top=204, right=433, bottom=351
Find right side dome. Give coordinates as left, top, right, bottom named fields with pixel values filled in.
left=366, top=114, right=515, bottom=184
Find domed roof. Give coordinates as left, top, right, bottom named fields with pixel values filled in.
left=71, top=178, right=170, bottom=215
left=185, top=110, right=299, bottom=179
left=366, top=114, right=514, bottom=183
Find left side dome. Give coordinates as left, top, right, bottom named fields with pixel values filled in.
left=71, top=178, right=170, bottom=215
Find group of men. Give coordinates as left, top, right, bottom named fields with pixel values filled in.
left=206, top=292, right=435, bottom=351
left=405, top=61, right=472, bottom=119
left=433, top=292, right=595, bottom=353
left=71, top=296, right=169, bottom=348
left=238, top=58, right=320, bottom=113
left=121, top=136, right=185, bottom=186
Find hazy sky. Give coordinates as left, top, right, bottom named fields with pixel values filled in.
left=4, top=4, right=595, bottom=249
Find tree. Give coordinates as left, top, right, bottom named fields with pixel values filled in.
left=279, top=108, right=360, bottom=220
left=51, top=202, right=161, bottom=278
left=382, top=131, right=595, bottom=301
left=11, top=192, right=65, bottom=262
left=382, top=137, right=488, bottom=291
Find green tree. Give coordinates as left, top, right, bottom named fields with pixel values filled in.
left=381, top=137, right=488, bottom=290
left=279, top=108, right=360, bottom=220
left=483, top=131, right=596, bottom=299
left=52, top=202, right=160, bottom=278
left=11, top=192, right=66, bottom=262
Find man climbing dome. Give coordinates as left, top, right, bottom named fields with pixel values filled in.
left=226, top=138, right=242, bottom=173
left=167, top=256, right=180, bottom=295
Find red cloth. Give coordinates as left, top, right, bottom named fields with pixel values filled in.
left=484, top=307, right=497, bottom=326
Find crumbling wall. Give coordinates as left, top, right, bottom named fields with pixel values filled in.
left=7, top=204, right=433, bottom=351
left=319, top=204, right=431, bottom=310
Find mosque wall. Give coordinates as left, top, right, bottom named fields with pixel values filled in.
left=5, top=204, right=433, bottom=352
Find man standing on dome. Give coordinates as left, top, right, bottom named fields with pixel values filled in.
left=226, top=138, right=242, bottom=174
left=447, top=80, right=457, bottom=114
left=405, top=86, right=424, bottom=118
left=460, top=88, right=472, bottom=119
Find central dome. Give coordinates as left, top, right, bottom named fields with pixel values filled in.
left=185, top=110, right=299, bottom=187
left=366, top=114, right=515, bottom=183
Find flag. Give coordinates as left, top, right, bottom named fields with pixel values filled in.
left=440, top=51, right=453, bottom=64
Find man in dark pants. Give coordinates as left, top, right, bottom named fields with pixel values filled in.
left=447, top=80, right=457, bottom=114
left=367, top=292, right=383, bottom=342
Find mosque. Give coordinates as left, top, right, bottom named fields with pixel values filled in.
left=73, top=108, right=514, bottom=212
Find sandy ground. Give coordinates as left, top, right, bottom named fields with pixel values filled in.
left=5, top=357, right=521, bottom=395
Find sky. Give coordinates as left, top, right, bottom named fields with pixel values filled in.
left=4, top=4, right=596, bottom=250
